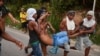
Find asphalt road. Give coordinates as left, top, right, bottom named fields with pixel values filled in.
left=1, top=27, right=100, bottom=56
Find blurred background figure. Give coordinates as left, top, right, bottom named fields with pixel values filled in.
left=20, top=7, right=27, bottom=33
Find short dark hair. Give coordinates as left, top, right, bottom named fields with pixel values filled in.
left=41, top=7, right=46, bottom=10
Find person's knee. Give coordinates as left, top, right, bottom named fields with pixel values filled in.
left=85, top=42, right=92, bottom=49
left=86, top=46, right=91, bottom=50
left=64, top=44, right=70, bottom=52
left=64, top=51, right=69, bottom=53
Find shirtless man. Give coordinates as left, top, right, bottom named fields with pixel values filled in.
left=0, top=0, right=23, bottom=54
left=59, top=10, right=80, bottom=56
left=38, top=11, right=80, bottom=56
left=38, top=12, right=55, bottom=56
left=60, top=10, right=80, bottom=36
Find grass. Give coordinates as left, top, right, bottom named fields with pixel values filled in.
left=90, top=34, right=100, bottom=45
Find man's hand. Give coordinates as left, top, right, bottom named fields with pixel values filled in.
left=68, top=30, right=75, bottom=35
left=8, top=13, right=20, bottom=24
left=44, top=12, right=50, bottom=17
left=79, top=30, right=85, bottom=35
left=13, top=18, right=20, bottom=24
left=15, top=41, right=24, bottom=50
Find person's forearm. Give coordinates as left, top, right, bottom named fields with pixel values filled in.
left=84, top=25, right=96, bottom=34
left=69, top=32, right=80, bottom=39
left=51, top=27, right=55, bottom=33
left=48, top=23, right=55, bottom=33
left=74, top=25, right=80, bottom=33
left=38, top=14, right=47, bottom=24
left=8, top=13, right=16, bottom=22
left=1, top=32, right=20, bottom=44
left=84, top=30, right=94, bottom=34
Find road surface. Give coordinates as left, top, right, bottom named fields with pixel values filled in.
left=1, top=27, right=100, bottom=56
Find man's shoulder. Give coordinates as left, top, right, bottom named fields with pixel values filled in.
left=62, top=18, right=66, bottom=23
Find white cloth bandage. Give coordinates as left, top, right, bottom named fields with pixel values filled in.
left=87, top=11, right=95, bottom=20
left=26, top=8, right=36, bottom=21
left=66, top=17, right=75, bottom=30
left=83, top=11, right=96, bottom=27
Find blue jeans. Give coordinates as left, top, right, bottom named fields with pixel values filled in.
left=31, top=42, right=42, bottom=56
left=49, top=31, right=69, bottom=54
left=53, top=31, right=69, bottom=46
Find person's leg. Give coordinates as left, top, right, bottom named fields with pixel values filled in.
left=83, top=36, right=92, bottom=56
left=63, top=43, right=70, bottom=56
left=57, top=46, right=69, bottom=56
left=0, top=21, right=4, bottom=55
left=74, top=36, right=83, bottom=51
left=0, top=42, right=1, bottom=56
left=21, top=22, right=26, bottom=33
left=31, top=42, right=42, bottom=56
left=49, top=33, right=69, bottom=54
left=49, top=34, right=58, bottom=54
left=55, top=31, right=67, bottom=37
left=40, top=34, right=53, bottom=45
left=23, top=22, right=27, bottom=33
left=25, top=44, right=31, bottom=53
left=64, top=51, right=69, bottom=56
left=28, top=53, right=32, bottom=56
left=85, top=47, right=91, bottom=56
left=24, top=21, right=28, bottom=32
left=39, top=31, right=67, bottom=46
left=70, top=46, right=76, bottom=50
left=41, top=43, right=47, bottom=56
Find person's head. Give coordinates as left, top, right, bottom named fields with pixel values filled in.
left=0, top=0, right=4, bottom=6
left=21, top=8, right=25, bottom=12
left=86, top=10, right=94, bottom=20
left=67, top=10, right=75, bottom=20
left=37, top=8, right=47, bottom=17
left=27, top=8, right=37, bottom=20
left=36, top=7, right=47, bottom=22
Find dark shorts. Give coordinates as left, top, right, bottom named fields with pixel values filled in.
left=21, top=21, right=28, bottom=28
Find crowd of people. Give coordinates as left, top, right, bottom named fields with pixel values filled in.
left=0, top=0, right=96, bottom=56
